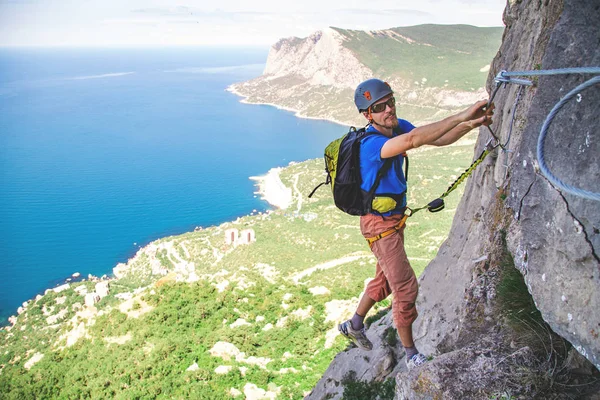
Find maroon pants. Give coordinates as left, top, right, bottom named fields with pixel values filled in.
left=360, top=213, right=418, bottom=327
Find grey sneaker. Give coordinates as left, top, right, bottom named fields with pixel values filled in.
left=338, top=320, right=373, bottom=351
left=406, top=353, right=428, bottom=370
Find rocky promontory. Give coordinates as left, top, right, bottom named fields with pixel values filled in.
left=229, top=25, right=503, bottom=127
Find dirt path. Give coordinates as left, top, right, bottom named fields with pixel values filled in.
left=180, top=242, right=191, bottom=259
left=290, top=252, right=372, bottom=284
left=292, top=173, right=303, bottom=214
left=202, top=237, right=224, bottom=266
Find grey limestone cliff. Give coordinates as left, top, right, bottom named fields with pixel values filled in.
left=308, top=0, right=600, bottom=399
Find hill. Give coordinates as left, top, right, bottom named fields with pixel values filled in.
left=0, top=139, right=477, bottom=398
left=229, top=24, right=503, bottom=126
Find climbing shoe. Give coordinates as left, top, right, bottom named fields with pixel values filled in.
left=338, top=320, right=373, bottom=351
left=406, top=353, right=428, bottom=370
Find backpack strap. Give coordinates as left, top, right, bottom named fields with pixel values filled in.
left=364, top=158, right=394, bottom=211
left=362, top=126, right=409, bottom=212
left=308, top=174, right=330, bottom=198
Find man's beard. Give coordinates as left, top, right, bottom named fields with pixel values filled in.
left=373, top=112, right=398, bottom=129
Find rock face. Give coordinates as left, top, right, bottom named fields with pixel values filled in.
left=309, top=0, right=600, bottom=398
left=308, top=312, right=407, bottom=399
left=264, top=28, right=371, bottom=89
left=498, top=0, right=599, bottom=370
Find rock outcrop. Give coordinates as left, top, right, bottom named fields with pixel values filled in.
left=308, top=0, right=600, bottom=398
left=264, top=28, right=372, bottom=89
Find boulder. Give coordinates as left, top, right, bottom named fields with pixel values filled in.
left=395, top=346, right=537, bottom=399
left=497, top=0, right=600, bottom=369
left=46, top=308, right=67, bottom=325
left=307, top=312, right=404, bottom=400
left=215, top=365, right=233, bottom=374
left=186, top=362, right=199, bottom=372
left=74, top=285, right=88, bottom=295
left=209, top=341, right=241, bottom=361
left=24, top=352, right=44, bottom=370
left=53, top=283, right=70, bottom=293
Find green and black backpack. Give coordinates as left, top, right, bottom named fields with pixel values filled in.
left=308, top=126, right=408, bottom=216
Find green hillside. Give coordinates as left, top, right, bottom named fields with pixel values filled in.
left=231, top=25, right=503, bottom=128
left=0, top=135, right=479, bottom=398
left=333, top=25, right=503, bottom=90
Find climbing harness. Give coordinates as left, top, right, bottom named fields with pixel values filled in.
left=365, top=214, right=409, bottom=247
left=365, top=66, right=600, bottom=246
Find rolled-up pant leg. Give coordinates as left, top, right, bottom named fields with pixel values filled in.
left=361, top=214, right=419, bottom=328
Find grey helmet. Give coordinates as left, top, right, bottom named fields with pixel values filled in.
left=354, top=79, right=393, bottom=112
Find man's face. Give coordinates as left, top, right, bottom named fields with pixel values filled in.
left=367, top=94, right=398, bottom=129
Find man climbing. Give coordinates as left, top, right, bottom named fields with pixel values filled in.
left=338, top=78, right=494, bottom=370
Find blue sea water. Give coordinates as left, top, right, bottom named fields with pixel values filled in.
left=0, top=47, right=343, bottom=323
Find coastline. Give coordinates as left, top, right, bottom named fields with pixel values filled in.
left=2, top=81, right=479, bottom=328
left=2, top=165, right=295, bottom=328
left=2, top=85, right=322, bottom=327
left=249, top=167, right=293, bottom=210
left=227, top=83, right=481, bottom=154
left=226, top=84, right=349, bottom=127
left=2, top=166, right=300, bottom=330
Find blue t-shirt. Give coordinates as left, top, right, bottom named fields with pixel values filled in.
left=359, top=119, right=416, bottom=216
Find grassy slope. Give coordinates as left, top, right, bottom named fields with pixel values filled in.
left=0, top=135, right=479, bottom=398
left=333, top=25, right=503, bottom=90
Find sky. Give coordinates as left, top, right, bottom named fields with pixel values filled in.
left=0, top=0, right=506, bottom=47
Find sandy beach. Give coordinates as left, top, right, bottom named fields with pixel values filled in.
left=249, top=167, right=293, bottom=210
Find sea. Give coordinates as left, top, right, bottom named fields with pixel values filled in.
left=0, top=47, right=344, bottom=324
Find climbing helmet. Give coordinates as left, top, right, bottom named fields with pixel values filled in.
left=354, top=78, right=393, bottom=113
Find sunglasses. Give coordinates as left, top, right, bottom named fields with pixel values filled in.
left=370, top=97, right=396, bottom=113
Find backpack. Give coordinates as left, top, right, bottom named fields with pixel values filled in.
left=308, top=126, right=408, bottom=216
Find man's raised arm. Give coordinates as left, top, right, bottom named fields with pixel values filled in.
left=381, top=100, right=493, bottom=158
